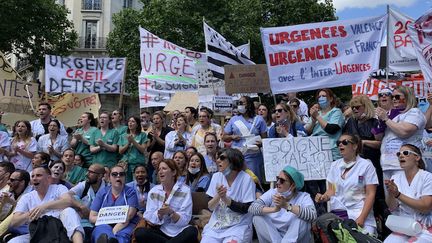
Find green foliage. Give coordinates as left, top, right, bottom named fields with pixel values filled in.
left=107, top=0, right=337, bottom=96
left=0, top=0, right=77, bottom=69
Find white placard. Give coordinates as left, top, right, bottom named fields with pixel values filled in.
left=45, top=55, right=125, bottom=94
left=95, top=205, right=129, bottom=226
left=263, top=136, right=333, bottom=182
left=260, top=15, right=387, bottom=93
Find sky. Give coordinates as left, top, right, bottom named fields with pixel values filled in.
left=334, top=0, right=431, bottom=20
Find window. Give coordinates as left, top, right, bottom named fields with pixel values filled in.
left=84, top=21, right=98, bottom=48
left=123, top=0, right=133, bottom=8
left=82, top=0, right=101, bottom=10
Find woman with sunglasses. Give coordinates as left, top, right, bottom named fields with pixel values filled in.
left=135, top=159, right=198, bottom=242
left=384, top=144, right=432, bottom=242
left=315, top=134, right=378, bottom=234
left=90, top=165, right=139, bottom=243
left=376, top=86, right=426, bottom=181
left=344, top=95, right=386, bottom=215
left=249, top=165, right=316, bottom=243
left=201, top=148, right=256, bottom=243
left=268, top=103, right=306, bottom=138
left=223, top=96, right=267, bottom=182
left=289, top=98, right=309, bottom=125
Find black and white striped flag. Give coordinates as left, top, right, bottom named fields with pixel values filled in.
left=204, top=21, right=255, bottom=80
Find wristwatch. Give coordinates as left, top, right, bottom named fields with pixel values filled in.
left=286, top=204, right=293, bottom=212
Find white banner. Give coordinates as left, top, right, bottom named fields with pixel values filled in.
left=261, top=15, right=387, bottom=93
left=262, top=136, right=333, bottom=181
left=389, top=8, right=419, bottom=71
left=407, top=9, right=432, bottom=83
left=95, top=205, right=129, bottom=226
left=139, top=27, right=203, bottom=107
left=45, top=55, right=125, bottom=94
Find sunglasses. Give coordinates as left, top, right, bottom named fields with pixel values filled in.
left=396, top=150, right=419, bottom=157
left=276, top=176, right=288, bottom=184
left=336, top=139, right=354, bottom=146
left=274, top=108, right=285, bottom=113
left=111, top=172, right=126, bottom=177
left=218, top=154, right=227, bottom=161
left=392, top=95, right=402, bottom=100
left=351, top=105, right=362, bottom=110
left=378, top=93, right=392, bottom=98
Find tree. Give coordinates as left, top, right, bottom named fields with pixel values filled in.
left=0, top=0, right=77, bottom=69
left=107, top=0, right=337, bottom=96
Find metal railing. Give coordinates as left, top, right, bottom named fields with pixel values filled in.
left=82, top=0, right=101, bottom=10
left=77, top=37, right=107, bottom=49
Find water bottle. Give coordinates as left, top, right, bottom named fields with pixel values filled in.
left=385, top=215, right=422, bottom=236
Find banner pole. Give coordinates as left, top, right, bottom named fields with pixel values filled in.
left=118, top=58, right=127, bottom=111
left=386, top=5, right=390, bottom=83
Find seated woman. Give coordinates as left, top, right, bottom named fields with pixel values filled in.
left=249, top=165, right=317, bottom=243
left=186, top=152, right=211, bottom=192
left=201, top=148, right=256, bottom=243
left=134, top=159, right=198, bottom=242
left=31, top=152, right=51, bottom=168
left=172, top=151, right=188, bottom=184
left=49, top=160, right=73, bottom=189
left=126, top=165, right=154, bottom=216
left=90, top=165, right=139, bottom=243
left=315, top=133, right=378, bottom=235
left=384, top=144, right=432, bottom=242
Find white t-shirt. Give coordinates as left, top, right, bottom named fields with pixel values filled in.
left=14, top=184, right=68, bottom=218
left=381, top=108, right=426, bottom=171
left=9, top=137, right=37, bottom=172
left=37, top=134, right=69, bottom=161
left=0, top=131, right=10, bottom=162
left=327, top=156, right=378, bottom=227
left=70, top=181, right=106, bottom=208
left=391, top=169, right=432, bottom=227
left=202, top=171, right=256, bottom=240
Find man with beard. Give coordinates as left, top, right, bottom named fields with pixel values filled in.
left=0, top=169, right=31, bottom=237
left=150, top=151, right=163, bottom=184
left=69, top=163, right=106, bottom=243
left=9, top=166, right=84, bottom=243
left=126, top=165, right=154, bottom=216
left=30, top=102, right=67, bottom=140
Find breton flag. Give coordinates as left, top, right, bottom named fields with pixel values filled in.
left=204, top=21, right=255, bottom=80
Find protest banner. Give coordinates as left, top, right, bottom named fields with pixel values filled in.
left=352, top=73, right=429, bottom=100
left=95, top=205, right=129, bottom=226
left=0, top=51, right=39, bottom=116
left=407, top=9, right=432, bottom=83
left=260, top=15, right=387, bottom=93
left=164, top=91, right=199, bottom=112
left=44, top=55, right=126, bottom=94
left=262, top=136, right=333, bottom=181
left=139, top=27, right=204, bottom=108
left=46, top=93, right=100, bottom=127
left=388, top=8, right=419, bottom=72
left=224, top=64, right=270, bottom=94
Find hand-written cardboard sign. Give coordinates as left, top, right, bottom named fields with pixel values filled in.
left=261, top=15, right=386, bottom=93
left=47, top=93, right=100, bottom=127
left=95, top=205, right=129, bottom=226
left=0, top=51, right=39, bottom=116
left=224, top=64, right=270, bottom=94
left=45, top=55, right=125, bottom=94
left=263, top=136, right=333, bottom=182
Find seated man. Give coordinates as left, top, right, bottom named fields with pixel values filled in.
left=69, top=163, right=106, bottom=243
left=9, top=166, right=84, bottom=243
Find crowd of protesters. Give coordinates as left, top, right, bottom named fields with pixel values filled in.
left=0, top=87, right=431, bottom=242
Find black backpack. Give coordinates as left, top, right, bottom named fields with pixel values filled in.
left=330, top=218, right=382, bottom=243
left=29, top=215, right=70, bottom=243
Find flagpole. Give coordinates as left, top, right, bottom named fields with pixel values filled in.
left=118, top=58, right=128, bottom=111
left=386, top=5, right=390, bottom=84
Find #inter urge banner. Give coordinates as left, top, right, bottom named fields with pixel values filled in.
left=261, top=15, right=387, bottom=93
left=45, top=55, right=126, bottom=94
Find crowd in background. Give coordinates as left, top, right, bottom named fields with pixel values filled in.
left=0, top=86, right=431, bottom=242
